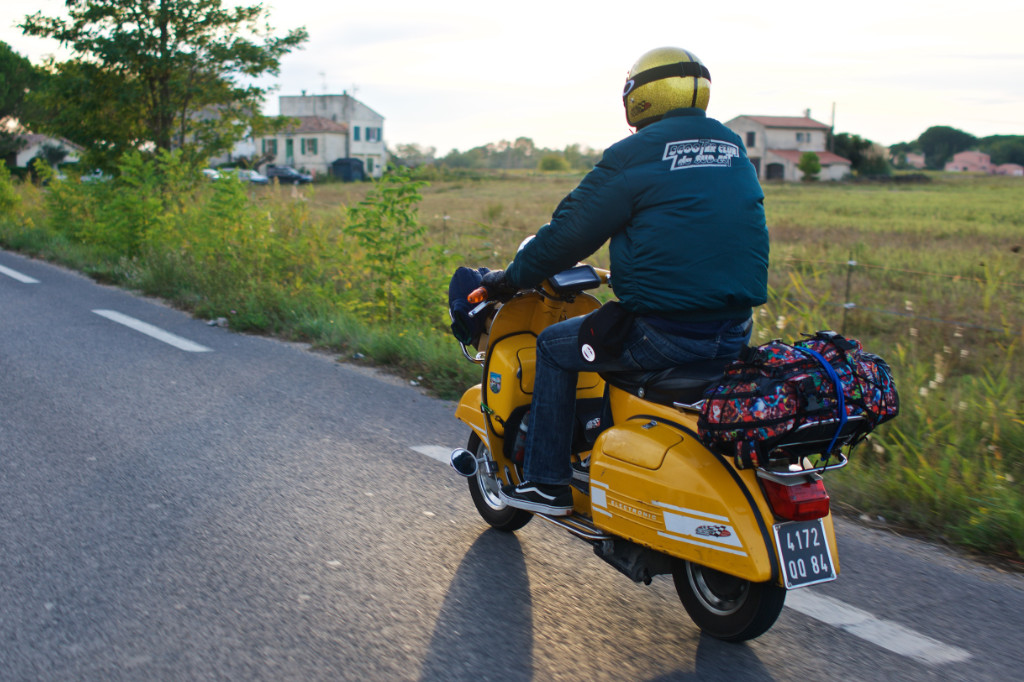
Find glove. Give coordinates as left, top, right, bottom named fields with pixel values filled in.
left=480, top=269, right=518, bottom=302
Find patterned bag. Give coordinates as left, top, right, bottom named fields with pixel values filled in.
left=697, top=331, right=899, bottom=468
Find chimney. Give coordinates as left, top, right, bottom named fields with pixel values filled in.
left=804, top=108, right=811, bottom=119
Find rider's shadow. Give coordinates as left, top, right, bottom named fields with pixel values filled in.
left=419, top=529, right=533, bottom=682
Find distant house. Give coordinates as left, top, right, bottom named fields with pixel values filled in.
left=259, top=116, right=351, bottom=178
left=944, top=150, right=993, bottom=173
left=11, top=133, right=82, bottom=169
left=995, top=163, right=1023, bottom=177
left=259, top=92, right=386, bottom=179
left=724, top=113, right=850, bottom=181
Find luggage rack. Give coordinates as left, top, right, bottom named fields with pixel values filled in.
left=755, top=416, right=866, bottom=477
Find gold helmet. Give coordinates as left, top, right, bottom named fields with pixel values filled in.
left=622, top=47, right=711, bottom=128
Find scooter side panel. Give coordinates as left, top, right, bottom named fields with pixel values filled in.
left=590, top=395, right=777, bottom=582
left=591, top=440, right=776, bottom=583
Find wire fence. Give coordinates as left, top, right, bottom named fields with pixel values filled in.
left=431, top=211, right=1024, bottom=339
left=775, top=256, right=1023, bottom=337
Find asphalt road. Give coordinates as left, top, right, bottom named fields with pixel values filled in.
left=2, top=249, right=1022, bottom=681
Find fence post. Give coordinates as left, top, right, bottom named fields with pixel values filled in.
left=842, top=253, right=856, bottom=335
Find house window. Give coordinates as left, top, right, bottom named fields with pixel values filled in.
left=301, top=138, right=318, bottom=155
left=746, top=131, right=756, bottom=147
left=285, top=138, right=294, bottom=158
left=353, top=126, right=361, bottom=142
left=262, top=139, right=277, bottom=156
left=366, top=127, right=375, bottom=142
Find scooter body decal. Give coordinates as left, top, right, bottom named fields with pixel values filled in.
left=661, top=511, right=745, bottom=550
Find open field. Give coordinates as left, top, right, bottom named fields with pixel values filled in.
left=2, top=166, right=1022, bottom=561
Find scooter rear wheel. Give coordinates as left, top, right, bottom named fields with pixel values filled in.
left=672, top=560, right=786, bottom=642
left=466, top=434, right=533, bottom=532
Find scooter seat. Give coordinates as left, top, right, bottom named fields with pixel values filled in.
left=601, top=358, right=733, bottom=407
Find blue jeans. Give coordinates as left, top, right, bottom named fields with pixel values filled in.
left=523, top=314, right=753, bottom=486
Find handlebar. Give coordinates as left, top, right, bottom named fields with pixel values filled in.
left=467, top=265, right=609, bottom=307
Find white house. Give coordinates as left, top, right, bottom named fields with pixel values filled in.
left=725, top=114, right=851, bottom=181
left=264, top=92, right=386, bottom=179
left=259, top=116, right=351, bottom=178
left=12, top=133, right=82, bottom=169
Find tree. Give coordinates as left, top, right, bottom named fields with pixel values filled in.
left=0, top=41, right=41, bottom=119
left=538, top=154, right=569, bottom=172
left=0, top=41, right=43, bottom=164
left=391, top=143, right=437, bottom=168
left=978, top=135, right=1024, bottom=166
left=20, top=0, right=307, bottom=168
left=797, top=152, right=821, bottom=181
left=831, top=132, right=890, bottom=176
left=917, top=126, right=977, bottom=169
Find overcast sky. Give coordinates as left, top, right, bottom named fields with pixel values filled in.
left=5, top=1, right=1023, bottom=153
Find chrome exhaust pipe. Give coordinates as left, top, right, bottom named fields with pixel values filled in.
left=449, top=448, right=479, bottom=477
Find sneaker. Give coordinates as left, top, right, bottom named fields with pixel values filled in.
left=499, top=481, right=574, bottom=516
left=571, top=456, right=591, bottom=483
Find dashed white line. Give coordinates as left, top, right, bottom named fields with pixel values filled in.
left=411, top=445, right=451, bottom=465
left=786, top=589, right=971, bottom=665
left=411, top=442, right=973, bottom=666
left=92, top=309, right=212, bottom=352
left=0, top=264, right=40, bottom=284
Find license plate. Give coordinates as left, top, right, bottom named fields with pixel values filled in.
left=773, top=519, right=837, bottom=589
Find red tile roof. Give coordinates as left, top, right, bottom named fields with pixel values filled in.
left=745, top=116, right=830, bottom=130
left=284, top=116, right=349, bottom=134
left=768, top=149, right=851, bottom=165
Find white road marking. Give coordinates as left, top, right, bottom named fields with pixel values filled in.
left=411, top=443, right=974, bottom=666
left=785, top=589, right=971, bottom=665
left=411, top=445, right=452, bottom=464
left=92, top=309, right=212, bottom=352
left=0, top=264, right=40, bottom=284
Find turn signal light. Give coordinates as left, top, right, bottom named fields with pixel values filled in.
left=467, top=286, right=488, bottom=304
left=762, top=478, right=830, bottom=521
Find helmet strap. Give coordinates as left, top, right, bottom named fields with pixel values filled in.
left=622, top=61, right=711, bottom=105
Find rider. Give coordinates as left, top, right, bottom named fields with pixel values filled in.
left=482, top=47, right=769, bottom=515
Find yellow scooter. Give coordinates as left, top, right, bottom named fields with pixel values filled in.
left=449, top=264, right=847, bottom=642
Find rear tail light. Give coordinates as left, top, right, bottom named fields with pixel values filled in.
left=762, top=477, right=830, bottom=521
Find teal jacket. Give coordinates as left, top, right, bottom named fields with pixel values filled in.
left=506, top=108, right=768, bottom=322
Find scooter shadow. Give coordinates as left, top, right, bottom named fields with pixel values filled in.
left=418, top=528, right=534, bottom=682
left=418, top=528, right=776, bottom=681
left=651, top=635, right=776, bottom=681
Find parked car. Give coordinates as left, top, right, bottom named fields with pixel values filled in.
left=201, top=168, right=221, bottom=181
left=264, top=165, right=313, bottom=184
left=216, top=168, right=270, bottom=185
left=236, top=169, right=270, bottom=185
left=80, top=169, right=112, bottom=183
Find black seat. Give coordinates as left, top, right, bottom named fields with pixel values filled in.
left=601, top=358, right=733, bottom=407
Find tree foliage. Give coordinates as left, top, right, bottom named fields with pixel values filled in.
left=0, top=41, right=41, bottom=120
left=831, top=132, right=891, bottom=176
left=20, top=0, right=307, bottom=169
left=0, top=41, right=44, bottom=163
left=978, top=135, right=1024, bottom=166
left=797, top=151, right=821, bottom=181
left=430, top=138, right=601, bottom=172
left=917, top=126, right=977, bottom=169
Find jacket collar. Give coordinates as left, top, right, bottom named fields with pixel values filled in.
left=662, top=108, right=708, bottom=120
